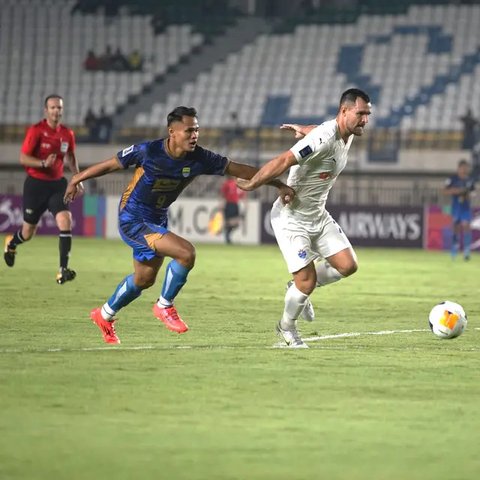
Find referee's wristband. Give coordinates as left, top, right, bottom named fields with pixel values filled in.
left=41, top=160, right=46, bottom=168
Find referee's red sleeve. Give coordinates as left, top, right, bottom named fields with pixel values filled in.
left=21, top=126, right=39, bottom=155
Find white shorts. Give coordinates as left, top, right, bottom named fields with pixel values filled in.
left=270, top=203, right=352, bottom=273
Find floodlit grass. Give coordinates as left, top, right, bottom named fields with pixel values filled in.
left=1, top=236, right=479, bottom=480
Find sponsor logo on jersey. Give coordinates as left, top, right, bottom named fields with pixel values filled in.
left=41, top=143, right=51, bottom=149
left=319, top=171, right=331, bottom=180
left=297, top=249, right=307, bottom=259
left=299, top=146, right=313, bottom=158
left=182, top=167, right=191, bottom=177
left=122, top=145, right=134, bottom=157
left=60, top=141, right=69, bottom=153
left=152, top=178, right=181, bottom=192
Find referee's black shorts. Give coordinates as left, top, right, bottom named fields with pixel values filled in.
left=224, top=202, right=240, bottom=220
left=23, top=176, right=69, bottom=225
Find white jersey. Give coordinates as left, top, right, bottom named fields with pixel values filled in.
left=274, top=119, right=353, bottom=218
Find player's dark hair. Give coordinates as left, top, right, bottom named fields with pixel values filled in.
left=458, top=159, right=469, bottom=167
left=167, top=106, right=197, bottom=126
left=339, top=88, right=370, bottom=107
left=44, top=94, right=63, bottom=106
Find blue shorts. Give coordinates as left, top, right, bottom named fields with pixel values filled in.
left=118, top=211, right=169, bottom=262
left=452, top=208, right=472, bottom=224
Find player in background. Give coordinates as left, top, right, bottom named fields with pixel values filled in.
left=220, top=176, right=247, bottom=244
left=443, top=159, right=476, bottom=260
left=64, top=106, right=294, bottom=344
left=236, top=89, right=372, bottom=348
left=3, top=94, right=83, bottom=284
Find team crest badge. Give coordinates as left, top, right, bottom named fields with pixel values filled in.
left=297, top=249, right=307, bottom=259
left=182, top=167, right=191, bottom=178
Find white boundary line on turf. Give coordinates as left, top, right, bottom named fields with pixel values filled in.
left=304, top=328, right=429, bottom=342
left=272, top=328, right=430, bottom=348
left=0, top=327, right=439, bottom=354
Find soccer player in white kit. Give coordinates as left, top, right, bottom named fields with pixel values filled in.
left=237, top=89, right=372, bottom=348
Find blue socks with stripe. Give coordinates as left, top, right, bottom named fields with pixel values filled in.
left=106, top=274, right=143, bottom=313
left=160, top=260, right=190, bottom=306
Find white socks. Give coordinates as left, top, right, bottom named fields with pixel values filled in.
left=315, top=260, right=344, bottom=287
left=158, top=296, right=173, bottom=308
left=280, top=261, right=345, bottom=329
left=101, top=303, right=116, bottom=321
left=281, top=284, right=309, bottom=329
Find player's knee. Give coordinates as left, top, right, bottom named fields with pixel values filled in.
left=294, top=278, right=316, bottom=295
left=340, top=260, right=358, bottom=277
left=177, top=245, right=196, bottom=269
left=134, top=275, right=156, bottom=290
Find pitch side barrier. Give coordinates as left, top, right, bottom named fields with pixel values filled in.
left=1, top=194, right=479, bottom=251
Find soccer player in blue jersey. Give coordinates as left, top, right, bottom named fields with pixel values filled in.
left=64, top=106, right=294, bottom=344
left=443, top=159, right=476, bottom=260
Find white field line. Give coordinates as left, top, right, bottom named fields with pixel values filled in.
left=303, top=328, right=429, bottom=342
left=0, top=327, right=448, bottom=354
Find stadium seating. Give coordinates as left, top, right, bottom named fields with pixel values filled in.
left=1, top=1, right=479, bottom=135
left=0, top=0, right=203, bottom=126
left=135, top=3, right=480, bottom=132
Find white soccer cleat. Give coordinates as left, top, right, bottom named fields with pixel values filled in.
left=276, top=322, right=309, bottom=349
left=287, top=281, right=315, bottom=322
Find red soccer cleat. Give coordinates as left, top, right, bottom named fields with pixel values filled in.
left=153, top=303, right=189, bottom=333
left=90, top=308, right=121, bottom=344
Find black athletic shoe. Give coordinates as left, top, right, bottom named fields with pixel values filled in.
left=3, top=235, right=16, bottom=267
left=56, top=267, right=77, bottom=284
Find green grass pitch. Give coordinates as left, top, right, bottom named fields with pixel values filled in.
left=1, top=235, right=479, bottom=480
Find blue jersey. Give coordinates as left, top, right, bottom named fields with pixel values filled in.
left=117, top=139, right=228, bottom=223
left=445, top=174, right=475, bottom=213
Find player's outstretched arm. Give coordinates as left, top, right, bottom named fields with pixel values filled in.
left=280, top=123, right=317, bottom=139
left=226, top=160, right=295, bottom=204
left=65, top=151, right=85, bottom=197
left=64, top=156, right=122, bottom=203
left=235, top=151, right=297, bottom=192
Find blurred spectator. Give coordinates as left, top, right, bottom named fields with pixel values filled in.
left=151, top=10, right=166, bottom=35
left=84, top=108, right=98, bottom=142
left=83, top=46, right=142, bottom=72
left=100, top=45, right=114, bottom=70
left=84, top=50, right=100, bottom=71
left=225, top=111, right=243, bottom=151
left=128, top=50, right=144, bottom=71
left=459, top=108, right=478, bottom=150
left=96, top=108, right=113, bottom=143
left=111, top=47, right=130, bottom=71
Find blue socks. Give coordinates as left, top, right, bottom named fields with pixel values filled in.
left=451, top=233, right=459, bottom=258
left=160, top=260, right=190, bottom=305
left=102, top=261, right=191, bottom=318
left=464, top=231, right=472, bottom=259
left=107, top=274, right=143, bottom=313
left=451, top=231, right=472, bottom=259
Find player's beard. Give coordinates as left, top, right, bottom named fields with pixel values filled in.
left=353, top=125, right=365, bottom=136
